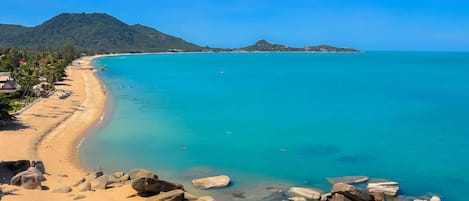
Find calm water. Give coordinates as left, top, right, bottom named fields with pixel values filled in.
left=82, top=52, right=469, bottom=201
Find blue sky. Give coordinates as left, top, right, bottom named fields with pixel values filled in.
left=1, top=0, right=469, bottom=51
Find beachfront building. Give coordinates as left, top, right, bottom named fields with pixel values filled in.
left=0, top=72, right=20, bottom=94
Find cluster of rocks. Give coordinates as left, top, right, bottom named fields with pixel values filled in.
left=1, top=160, right=45, bottom=188
left=1, top=161, right=443, bottom=201
left=128, top=168, right=218, bottom=201
left=285, top=176, right=441, bottom=201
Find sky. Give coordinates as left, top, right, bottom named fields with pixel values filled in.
left=1, top=0, right=469, bottom=51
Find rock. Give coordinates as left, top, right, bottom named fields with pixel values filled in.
left=77, top=181, right=91, bottom=192
left=192, top=175, right=230, bottom=189
left=52, top=186, right=72, bottom=193
left=371, top=192, right=385, bottom=201
left=430, top=196, right=441, bottom=201
left=288, top=187, right=322, bottom=200
left=119, top=174, right=130, bottom=182
left=196, top=196, right=216, bottom=201
left=10, top=167, right=46, bottom=189
left=108, top=175, right=121, bottom=184
left=288, top=197, right=307, bottom=201
left=91, top=175, right=109, bottom=190
left=131, top=177, right=183, bottom=197
left=113, top=171, right=125, bottom=178
left=321, top=193, right=332, bottom=201
left=184, top=192, right=199, bottom=201
left=367, top=182, right=399, bottom=196
left=84, top=170, right=104, bottom=182
left=57, top=174, right=68, bottom=178
left=146, top=189, right=184, bottom=201
left=73, top=194, right=86, bottom=200
left=31, top=161, right=46, bottom=174
left=72, top=177, right=85, bottom=186
left=331, top=183, right=373, bottom=201
left=129, top=168, right=158, bottom=180
left=331, top=193, right=352, bottom=201
left=326, top=176, right=369, bottom=184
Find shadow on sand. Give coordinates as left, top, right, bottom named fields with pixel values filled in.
left=0, top=121, right=30, bottom=131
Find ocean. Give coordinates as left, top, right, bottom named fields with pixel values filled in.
left=81, top=52, right=469, bottom=200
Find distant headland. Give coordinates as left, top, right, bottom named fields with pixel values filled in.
left=0, top=12, right=359, bottom=53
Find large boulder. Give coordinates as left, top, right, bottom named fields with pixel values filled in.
left=192, top=175, right=230, bottom=189
left=147, top=189, right=184, bottom=201
left=288, top=187, right=322, bottom=200
left=84, top=170, right=104, bottom=182
left=10, top=167, right=46, bottom=189
left=91, top=175, right=109, bottom=190
left=131, top=177, right=183, bottom=197
left=129, top=168, right=158, bottom=180
left=367, top=182, right=399, bottom=196
left=331, top=183, right=373, bottom=201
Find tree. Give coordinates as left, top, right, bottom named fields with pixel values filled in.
left=0, top=93, right=14, bottom=121
left=61, top=44, right=77, bottom=66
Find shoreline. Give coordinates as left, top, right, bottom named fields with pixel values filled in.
left=0, top=55, right=141, bottom=201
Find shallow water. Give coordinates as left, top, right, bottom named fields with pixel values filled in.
left=82, top=52, right=469, bottom=200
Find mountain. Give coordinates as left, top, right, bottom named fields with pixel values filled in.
left=239, top=40, right=359, bottom=52
left=0, top=13, right=203, bottom=52
left=0, top=13, right=358, bottom=53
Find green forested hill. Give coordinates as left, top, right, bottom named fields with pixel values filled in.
left=0, top=13, right=203, bottom=52
left=0, top=13, right=358, bottom=53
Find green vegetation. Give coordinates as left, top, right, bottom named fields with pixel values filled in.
left=239, top=40, right=359, bottom=52
left=0, top=13, right=358, bottom=53
left=0, top=46, right=78, bottom=122
left=0, top=93, right=14, bottom=121
left=0, top=13, right=203, bottom=53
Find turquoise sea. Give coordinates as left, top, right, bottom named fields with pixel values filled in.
left=82, top=52, right=469, bottom=201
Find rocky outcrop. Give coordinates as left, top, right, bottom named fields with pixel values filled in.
left=430, top=196, right=441, bottom=201
left=131, top=177, right=183, bottom=197
left=192, top=175, right=230, bottom=189
left=331, top=183, right=373, bottom=201
left=367, top=182, right=399, bottom=196
left=129, top=168, right=159, bottom=180
left=147, top=189, right=184, bottom=201
left=10, top=167, right=46, bottom=189
left=326, top=176, right=369, bottom=184
left=288, top=187, right=322, bottom=200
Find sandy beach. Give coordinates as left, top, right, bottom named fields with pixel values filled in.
left=0, top=56, right=141, bottom=201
